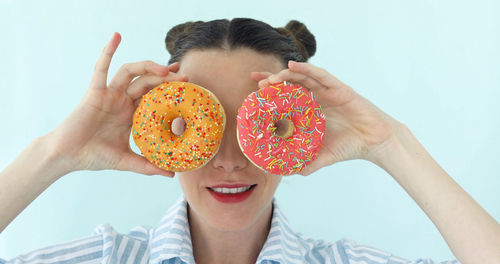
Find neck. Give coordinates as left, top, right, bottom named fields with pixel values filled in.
left=188, top=203, right=273, bottom=264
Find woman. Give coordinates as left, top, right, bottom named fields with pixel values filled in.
left=0, top=18, right=499, bottom=264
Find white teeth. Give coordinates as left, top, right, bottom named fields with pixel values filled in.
left=211, top=186, right=253, bottom=194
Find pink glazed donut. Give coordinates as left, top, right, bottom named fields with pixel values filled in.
left=236, top=82, right=326, bottom=175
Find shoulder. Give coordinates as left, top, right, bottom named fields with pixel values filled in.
left=271, top=199, right=404, bottom=263
left=268, top=202, right=402, bottom=263
left=1, top=223, right=154, bottom=264
left=293, top=234, right=460, bottom=264
left=91, top=223, right=152, bottom=264
left=292, top=232, right=402, bottom=264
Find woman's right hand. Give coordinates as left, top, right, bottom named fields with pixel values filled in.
left=47, top=32, right=186, bottom=178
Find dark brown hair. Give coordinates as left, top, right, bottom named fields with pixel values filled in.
left=165, top=18, right=316, bottom=67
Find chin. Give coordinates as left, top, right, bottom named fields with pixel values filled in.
left=187, top=194, right=272, bottom=232
left=204, top=208, right=260, bottom=232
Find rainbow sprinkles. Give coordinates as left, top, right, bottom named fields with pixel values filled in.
left=236, top=82, right=326, bottom=175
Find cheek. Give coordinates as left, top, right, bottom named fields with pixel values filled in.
left=177, top=172, right=201, bottom=196
left=263, top=175, right=282, bottom=195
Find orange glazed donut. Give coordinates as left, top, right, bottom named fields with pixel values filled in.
left=132, top=81, right=226, bottom=172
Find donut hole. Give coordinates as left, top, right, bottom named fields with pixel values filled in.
left=274, top=119, right=294, bottom=139
left=171, top=116, right=187, bottom=136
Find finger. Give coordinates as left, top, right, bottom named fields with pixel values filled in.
left=116, top=151, right=175, bottom=178
left=128, top=62, right=178, bottom=87
left=108, top=60, right=170, bottom=92
left=288, top=61, right=350, bottom=90
left=259, top=69, right=326, bottom=93
left=250, top=71, right=273, bottom=83
left=168, top=62, right=180, bottom=73
left=259, top=69, right=356, bottom=107
left=257, top=70, right=331, bottom=106
left=127, top=73, right=189, bottom=100
left=89, top=32, right=122, bottom=90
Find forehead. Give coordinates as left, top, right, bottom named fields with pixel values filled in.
left=177, top=48, right=285, bottom=89
left=177, top=48, right=286, bottom=114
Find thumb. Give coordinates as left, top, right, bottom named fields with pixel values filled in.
left=116, top=151, right=175, bottom=178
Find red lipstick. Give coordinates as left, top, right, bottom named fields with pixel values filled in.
left=207, top=184, right=257, bottom=203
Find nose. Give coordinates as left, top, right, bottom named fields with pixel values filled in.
left=211, top=116, right=249, bottom=173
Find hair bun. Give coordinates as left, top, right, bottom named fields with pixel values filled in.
left=277, top=20, right=316, bottom=61
left=165, top=21, right=204, bottom=55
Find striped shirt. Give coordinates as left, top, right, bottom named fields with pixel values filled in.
left=1, top=195, right=460, bottom=264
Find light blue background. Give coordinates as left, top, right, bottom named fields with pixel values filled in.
left=1, top=0, right=499, bottom=261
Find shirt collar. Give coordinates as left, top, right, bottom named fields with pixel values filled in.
left=149, top=194, right=195, bottom=264
left=256, top=198, right=307, bottom=263
left=149, top=194, right=306, bottom=264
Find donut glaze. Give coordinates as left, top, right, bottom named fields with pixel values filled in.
left=236, top=82, right=326, bottom=175
left=132, top=81, right=225, bottom=172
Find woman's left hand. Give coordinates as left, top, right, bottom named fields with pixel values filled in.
left=254, top=62, right=500, bottom=264
left=251, top=61, right=404, bottom=175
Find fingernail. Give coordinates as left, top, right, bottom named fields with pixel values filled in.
left=107, top=32, right=120, bottom=47
left=161, top=172, right=174, bottom=178
left=156, top=65, right=169, bottom=75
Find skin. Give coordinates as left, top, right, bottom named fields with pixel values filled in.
left=175, top=49, right=284, bottom=263
left=0, top=32, right=499, bottom=264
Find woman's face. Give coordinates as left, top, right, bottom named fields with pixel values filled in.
left=176, top=48, right=284, bottom=231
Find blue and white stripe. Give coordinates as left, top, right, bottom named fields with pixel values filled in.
left=1, top=195, right=460, bottom=264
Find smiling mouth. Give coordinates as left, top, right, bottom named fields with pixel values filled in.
left=206, top=184, right=257, bottom=194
